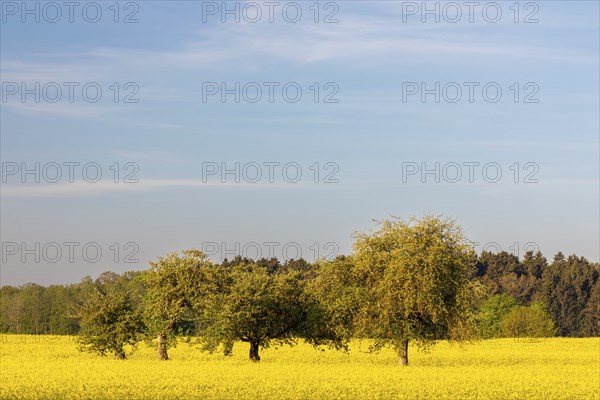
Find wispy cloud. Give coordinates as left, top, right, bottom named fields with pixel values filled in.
left=1, top=179, right=302, bottom=198
left=1, top=101, right=111, bottom=119
left=3, top=11, right=594, bottom=82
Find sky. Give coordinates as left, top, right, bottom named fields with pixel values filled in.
left=0, top=0, right=598, bottom=286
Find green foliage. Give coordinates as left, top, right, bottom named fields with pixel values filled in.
left=77, top=289, right=144, bottom=359
left=581, top=281, right=600, bottom=336
left=199, top=260, right=308, bottom=361
left=520, top=251, right=548, bottom=302
left=303, top=255, right=363, bottom=349
left=478, top=251, right=530, bottom=303
left=353, top=215, right=482, bottom=364
left=542, top=254, right=599, bottom=336
left=499, top=303, right=556, bottom=338
left=475, top=250, right=599, bottom=337
left=0, top=272, right=143, bottom=335
left=142, top=250, right=212, bottom=359
left=477, top=294, right=518, bottom=338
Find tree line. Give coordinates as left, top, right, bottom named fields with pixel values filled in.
left=1, top=216, right=598, bottom=364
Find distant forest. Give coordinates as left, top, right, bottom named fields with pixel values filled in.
left=1, top=250, right=598, bottom=338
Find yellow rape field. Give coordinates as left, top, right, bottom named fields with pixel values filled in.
left=0, top=335, right=598, bottom=400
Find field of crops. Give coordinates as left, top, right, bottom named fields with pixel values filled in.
left=0, top=335, right=597, bottom=399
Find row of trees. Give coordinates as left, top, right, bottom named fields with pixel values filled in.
left=1, top=216, right=598, bottom=364
left=475, top=251, right=599, bottom=337
left=75, top=216, right=482, bottom=364
left=0, top=272, right=139, bottom=335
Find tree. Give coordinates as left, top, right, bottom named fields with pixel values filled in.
left=499, top=303, right=556, bottom=338
left=142, top=249, right=212, bottom=360
left=522, top=251, right=547, bottom=280
left=303, top=255, right=363, bottom=349
left=0, top=286, right=23, bottom=333
left=353, top=215, right=482, bottom=366
left=45, top=285, right=78, bottom=334
left=520, top=251, right=547, bottom=302
left=542, top=254, right=598, bottom=336
left=199, top=260, right=307, bottom=362
left=581, top=281, right=600, bottom=336
left=478, top=251, right=529, bottom=302
left=476, top=294, right=518, bottom=338
left=77, top=289, right=143, bottom=359
left=18, top=283, right=49, bottom=333
left=95, top=271, right=121, bottom=287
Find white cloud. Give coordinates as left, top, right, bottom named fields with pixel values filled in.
left=3, top=11, right=593, bottom=83
left=1, top=101, right=109, bottom=119
left=0, top=178, right=298, bottom=198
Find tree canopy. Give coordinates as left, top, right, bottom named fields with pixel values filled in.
left=142, top=249, right=212, bottom=360
left=77, top=288, right=143, bottom=359
left=353, top=215, right=483, bottom=365
left=198, top=259, right=310, bottom=361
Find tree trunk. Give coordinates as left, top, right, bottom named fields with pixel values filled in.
left=223, top=340, right=233, bottom=356
left=114, top=348, right=126, bottom=360
left=397, top=339, right=408, bottom=366
left=249, top=341, right=260, bottom=362
left=157, top=334, right=169, bottom=360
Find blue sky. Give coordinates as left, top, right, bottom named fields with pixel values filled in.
left=1, top=1, right=599, bottom=285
